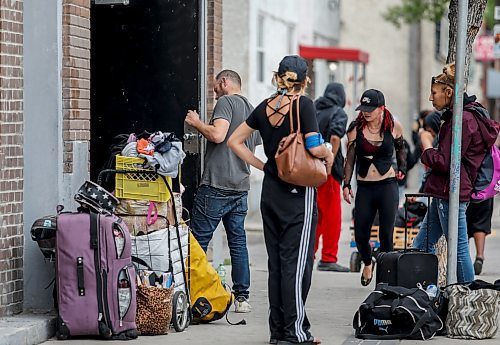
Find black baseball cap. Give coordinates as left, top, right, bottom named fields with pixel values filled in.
left=355, top=89, right=385, bottom=112
left=278, top=55, right=308, bottom=82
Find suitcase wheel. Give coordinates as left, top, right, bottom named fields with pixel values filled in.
left=56, top=331, right=68, bottom=341
left=56, top=316, right=70, bottom=340
left=350, top=251, right=362, bottom=272
left=172, top=290, right=189, bottom=332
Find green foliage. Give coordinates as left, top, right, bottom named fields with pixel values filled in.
left=383, top=0, right=450, bottom=28
left=483, top=0, right=495, bottom=31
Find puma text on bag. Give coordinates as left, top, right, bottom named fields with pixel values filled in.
left=353, top=283, right=443, bottom=340
left=275, top=95, right=328, bottom=187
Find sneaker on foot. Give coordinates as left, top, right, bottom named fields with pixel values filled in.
left=317, top=261, right=350, bottom=272
left=474, top=257, right=484, bottom=275
left=234, top=296, right=252, bottom=313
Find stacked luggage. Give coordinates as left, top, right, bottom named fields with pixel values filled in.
left=30, top=131, right=191, bottom=339
left=353, top=193, right=500, bottom=341
left=97, top=149, right=190, bottom=335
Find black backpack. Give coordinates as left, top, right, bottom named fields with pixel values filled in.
left=353, top=283, right=443, bottom=340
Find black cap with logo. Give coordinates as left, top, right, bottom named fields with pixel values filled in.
left=355, top=89, right=385, bottom=112
left=278, top=55, right=308, bottom=82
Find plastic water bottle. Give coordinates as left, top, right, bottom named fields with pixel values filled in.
left=217, top=264, right=226, bottom=285
left=426, top=284, right=438, bottom=299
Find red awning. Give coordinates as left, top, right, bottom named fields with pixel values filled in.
left=299, top=45, right=369, bottom=64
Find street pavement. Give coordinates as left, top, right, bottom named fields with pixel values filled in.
left=44, top=202, right=500, bottom=345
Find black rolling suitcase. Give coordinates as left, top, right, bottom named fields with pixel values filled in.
left=376, top=193, right=438, bottom=288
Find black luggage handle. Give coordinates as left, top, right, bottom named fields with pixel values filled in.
left=77, top=257, right=85, bottom=296
left=404, top=193, right=430, bottom=198
left=404, top=193, right=431, bottom=252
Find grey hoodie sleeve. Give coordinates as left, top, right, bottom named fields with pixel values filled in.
left=328, top=108, right=348, bottom=139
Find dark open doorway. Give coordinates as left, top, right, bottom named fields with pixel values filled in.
left=90, top=0, right=201, bottom=211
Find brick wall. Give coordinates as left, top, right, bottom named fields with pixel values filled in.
left=62, top=0, right=91, bottom=173
left=207, top=0, right=222, bottom=114
left=0, top=0, right=24, bottom=317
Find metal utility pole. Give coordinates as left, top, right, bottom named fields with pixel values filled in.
left=409, top=22, right=422, bottom=123
left=447, top=0, right=469, bottom=284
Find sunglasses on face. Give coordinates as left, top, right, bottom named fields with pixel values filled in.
left=431, top=76, right=453, bottom=88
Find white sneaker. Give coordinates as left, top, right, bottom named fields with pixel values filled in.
left=234, top=296, right=252, bottom=313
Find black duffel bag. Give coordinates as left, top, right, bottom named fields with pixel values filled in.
left=353, top=283, right=444, bottom=340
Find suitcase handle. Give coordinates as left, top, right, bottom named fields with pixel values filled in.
left=404, top=193, right=431, bottom=198
left=404, top=193, right=431, bottom=252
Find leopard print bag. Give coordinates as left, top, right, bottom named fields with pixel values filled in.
left=136, top=284, right=174, bottom=335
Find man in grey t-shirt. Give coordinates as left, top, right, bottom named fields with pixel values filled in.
left=185, top=70, right=260, bottom=313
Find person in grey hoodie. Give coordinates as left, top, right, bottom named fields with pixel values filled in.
left=313, top=82, right=349, bottom=272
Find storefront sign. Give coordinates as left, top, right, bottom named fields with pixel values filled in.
left=494, top=6, right=500, bottom=20
left=474, top=35, right=495, bottom=61
left=494, top=25, right=500, bottom=59
left=487, top=68, right=500, bottom=99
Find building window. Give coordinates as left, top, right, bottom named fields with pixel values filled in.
left=435, top=21, right=441, bottom=59
left=435, top=12, right=449, bottom=62
left=287, top=25, right=295, bottom=54
left=257, top=51, right=265, bottom=83
left=257, top=15, right=265, bottom=82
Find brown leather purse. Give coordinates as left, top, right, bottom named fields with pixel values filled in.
left=275, top=95, right=328, bottom=187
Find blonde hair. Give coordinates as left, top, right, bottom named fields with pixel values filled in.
left=433, top=63, right=455, bottom=88
left=272, top=71, right=310, bottom=93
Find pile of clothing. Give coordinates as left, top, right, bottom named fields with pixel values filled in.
left=121, top=132, right=186, bottom=178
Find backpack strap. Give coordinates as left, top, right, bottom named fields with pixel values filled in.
left=466, top=104, right=498, bottom=150
left=410, top=309, right=443, bottom=337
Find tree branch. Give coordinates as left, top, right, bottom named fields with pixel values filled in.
left=446, top=0, right=487, bottom=84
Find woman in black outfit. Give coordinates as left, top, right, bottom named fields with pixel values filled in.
left=228, top=56, right=332, bottom=345
left=343, top=89, right=407, bottom=286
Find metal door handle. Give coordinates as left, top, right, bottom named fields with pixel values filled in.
left=183, top=133, right=200, bottom=141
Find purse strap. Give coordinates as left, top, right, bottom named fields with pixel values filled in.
left=288, top=94, right=301, bottom=134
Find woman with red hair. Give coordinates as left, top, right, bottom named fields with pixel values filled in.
left=343, top=89, right=407, bottom=286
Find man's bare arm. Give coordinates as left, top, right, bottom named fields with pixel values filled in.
left=185, top=110, right=230, bottom=144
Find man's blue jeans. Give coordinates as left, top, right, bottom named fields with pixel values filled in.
left=190, top=184, right=250, bottom=299
left=412, top=198, right=474, bottom=283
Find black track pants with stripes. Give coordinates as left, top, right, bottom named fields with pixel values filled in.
left=261, top=175, right=317, bottom=343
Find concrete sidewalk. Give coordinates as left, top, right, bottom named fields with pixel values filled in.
left=0, top=312, right=56, bottom=345
left=2, top=203, right=499, bottom=345
left=42, top=217, right=500, bottom=345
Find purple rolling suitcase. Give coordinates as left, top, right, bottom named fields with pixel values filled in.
left=56, top=210, right=138, bottom=340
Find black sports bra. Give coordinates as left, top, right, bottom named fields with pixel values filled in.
left=355, top=126, right=395, bottom=177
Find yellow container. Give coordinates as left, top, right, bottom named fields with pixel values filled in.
left=115, top=155, right=171, bottom=202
